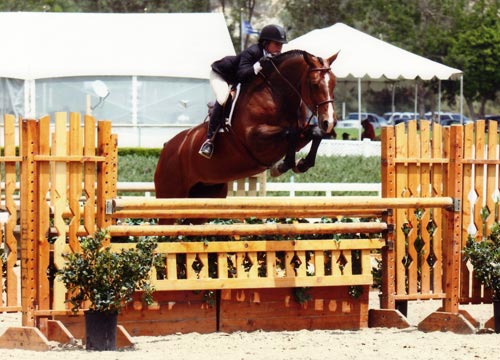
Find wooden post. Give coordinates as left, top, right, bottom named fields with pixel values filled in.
left=20, top=119, right=38, bottom=327
left=36, top=116, right=51, bottom=319
left=442, top=125, right=463, bottom=313
left=83, top=114, right=97, bottom=235
left=96, top=121, right=117, bottom=230
left=52, top=113, right=69, bottom=311
left=380, top=125, right=396, bottom=310
left=3, top=115, right=20, bottom=310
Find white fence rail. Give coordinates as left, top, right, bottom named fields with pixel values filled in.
left=117, top=182, right=382, bottom=197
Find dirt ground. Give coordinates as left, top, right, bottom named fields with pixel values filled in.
left=0, top=291, right=498, bottom=359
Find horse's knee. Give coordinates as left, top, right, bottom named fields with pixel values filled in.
left=270, top=160, right=291, bottom=177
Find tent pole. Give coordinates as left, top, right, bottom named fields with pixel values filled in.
left=358, top=77, right=362, bottom=140
left=24, top=79, right=36, bottom=118
left=414, top=81, right=418, bottom=118
left=460, top=75, right=464, bottom=124
left=391, top=82, right=395, bottom=113
left=438, top=80, right=441, bottom=122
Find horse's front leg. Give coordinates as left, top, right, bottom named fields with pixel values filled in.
left=270, top=128, right=298, bottom=177
left=294, top=125, right=323, bottom=174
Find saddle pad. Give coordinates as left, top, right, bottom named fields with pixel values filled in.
left=227, top=83, right=241, bottom=126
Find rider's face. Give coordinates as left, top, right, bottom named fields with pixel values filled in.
left=265, top=41, right=283, bottom=56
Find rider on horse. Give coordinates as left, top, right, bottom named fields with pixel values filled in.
left=198, top=24, right=288, bottom=159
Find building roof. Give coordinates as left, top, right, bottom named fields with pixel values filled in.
left=0, top=12, right=235, bottom=80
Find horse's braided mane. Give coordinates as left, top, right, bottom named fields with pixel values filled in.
left=271, top=49, right=311, bottom=66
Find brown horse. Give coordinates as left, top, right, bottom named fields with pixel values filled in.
left=154, top=50, right=338, bottom=199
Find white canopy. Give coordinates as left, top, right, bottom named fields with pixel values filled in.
left=0, top=12, right=235, bottom=80
left=284, top=23, right=462, bottom=81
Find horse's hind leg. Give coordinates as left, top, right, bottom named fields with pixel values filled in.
left=294, top=126, right=323, bottom=174
left=270, top=128, right=298, bottom=177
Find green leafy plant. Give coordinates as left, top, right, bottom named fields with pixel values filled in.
left=1, top=248, right=6, bottom=293
left=371, top=256, right=382, bottom=292
left=463, top=222, right=500, bottom=301
left=293, top=287, right=312, bottom=304
left=348, top=285, right=363, bottom=299
left=57, top=230, right=157, bottom=313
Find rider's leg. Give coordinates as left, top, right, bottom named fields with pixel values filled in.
left=199, top=71, right=230, bottom=159
left=199, top=102, right=223, bottom=159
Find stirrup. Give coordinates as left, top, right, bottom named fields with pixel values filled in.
left=198, top=139, right=214, bottom=159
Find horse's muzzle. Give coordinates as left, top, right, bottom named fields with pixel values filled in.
left=321, top=119, right=336, bottom=134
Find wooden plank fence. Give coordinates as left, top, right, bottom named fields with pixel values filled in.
left=1, top=114, right=500, bottom=339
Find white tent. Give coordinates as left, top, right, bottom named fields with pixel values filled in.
left=284, top=23, right=464, bottom=132
left=284, top=23, right=461, bottom=81
left=0, top=12, right=235, bottom=80
left=0, top=12, right=235, bottom=147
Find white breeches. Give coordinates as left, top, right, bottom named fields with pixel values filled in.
left=210, top=70, right=231, bottom=105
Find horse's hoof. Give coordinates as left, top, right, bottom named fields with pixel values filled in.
left=293, top=160, right=308, bottom=173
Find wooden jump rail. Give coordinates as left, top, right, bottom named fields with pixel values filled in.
left=103, top=196, right=454, bottom=295
left=107, top=196, right=454, bottom=220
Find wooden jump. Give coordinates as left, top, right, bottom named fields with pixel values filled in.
left=2, top=114, right=500, bottom=344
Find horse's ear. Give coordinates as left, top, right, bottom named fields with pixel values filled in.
left=327, top=51, right=340, bottom=66
left=303, top=51, right=316, bottom=67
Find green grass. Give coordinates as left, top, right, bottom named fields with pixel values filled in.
left=118, top=152, right=381, bottom=184
left=337, top=128, right=382, bottom=140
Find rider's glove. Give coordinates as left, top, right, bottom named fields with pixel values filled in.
left=253, top=61, right=263, bottom=75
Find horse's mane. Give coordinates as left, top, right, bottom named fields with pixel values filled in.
left=270, top=50, right=311, bottom=66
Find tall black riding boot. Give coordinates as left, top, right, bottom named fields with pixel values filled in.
left=199, top=102, right=223, bottom=159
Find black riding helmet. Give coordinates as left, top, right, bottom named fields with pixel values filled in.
left=259, top=24, right=288, bottom=44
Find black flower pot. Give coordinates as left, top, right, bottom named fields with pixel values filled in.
left=85, top=310, right=118, bottom=350
left=494, top=300, right=500, bottom=334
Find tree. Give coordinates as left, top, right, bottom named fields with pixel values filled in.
left=281, top=0, right=361, bottom=39
left=446, top=1, right=500, bottom=118
left=0, top=0, right=211, bottom=13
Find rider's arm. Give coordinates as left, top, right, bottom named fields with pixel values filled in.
left=236, top=45, right=262, bottom=83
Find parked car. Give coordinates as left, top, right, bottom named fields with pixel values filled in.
left=336, top=119, right=361, bottom=129
left=485, top=115, right=500, bottom=121
left=382, top=112, right=393, bottom=121
left=481, top=115, right=500, bottom=132
left=387, top=112, right=420, bottom=125
left=345, top=112, right=387, bottom=128
left=423, top=112, right=472, bottom=125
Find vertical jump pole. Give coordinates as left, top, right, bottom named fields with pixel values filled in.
left=443, top=125, right=463, bottom=313
left=380, top=125, right=396, bottom=309
left=20, top=120, right=38, bottom=327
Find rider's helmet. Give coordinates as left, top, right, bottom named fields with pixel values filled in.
left=259, top=24, right=288, bottom=44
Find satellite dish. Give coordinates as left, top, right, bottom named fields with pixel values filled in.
left=91, top=80, right=109, bottom=98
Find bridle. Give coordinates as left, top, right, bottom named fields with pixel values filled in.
left=266, top=59, right=336, bottom=127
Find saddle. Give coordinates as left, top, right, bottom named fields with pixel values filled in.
left=206, top=84, right=242, bottom=131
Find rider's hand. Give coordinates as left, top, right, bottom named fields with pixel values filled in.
left=259, top=55, right=272, bottom=63
left=253, top=61, right=263, bottom=75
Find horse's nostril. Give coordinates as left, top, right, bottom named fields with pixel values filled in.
left=322, top=120, right=329, bottom=130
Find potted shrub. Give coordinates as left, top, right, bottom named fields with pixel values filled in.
left=57, top=230, right=157, bottom=350
left=463, top=221, right=500, bottom=333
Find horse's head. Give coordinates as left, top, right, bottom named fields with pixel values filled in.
left=301, top=52, right=339, bottom=135
left=265, top=50, right=339, bottom=136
